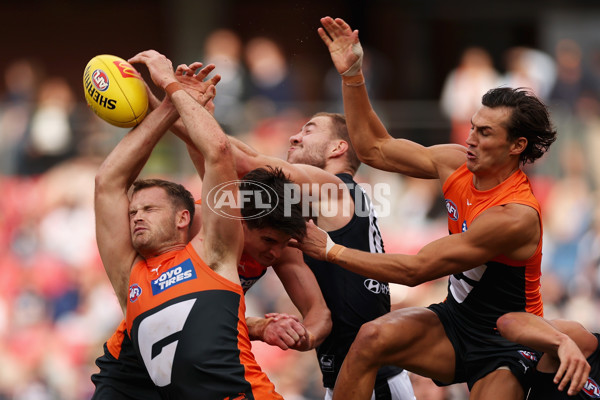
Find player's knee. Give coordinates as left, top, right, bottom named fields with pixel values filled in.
left=355, top=319, right=390, bottom=355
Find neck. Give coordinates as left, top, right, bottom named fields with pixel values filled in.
left=323, top=159, right=355, bottom=176
left=472, top=164, right=520, bottom=191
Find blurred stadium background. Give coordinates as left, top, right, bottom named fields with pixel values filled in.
left=1, top=1, right=600, bottom=399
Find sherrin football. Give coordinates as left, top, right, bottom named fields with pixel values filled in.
left=83, top=54, right=148, bottom=128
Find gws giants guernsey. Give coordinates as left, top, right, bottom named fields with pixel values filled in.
left=126, top=243, right=282, bottom=400
left=443, top=164, right=544, bottom=333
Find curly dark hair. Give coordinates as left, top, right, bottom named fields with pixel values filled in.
left=132, top=179, right=196, bottom=228
left=481, top=87, right=557, bottom=165
left=240, top=167, right=306, bottom=240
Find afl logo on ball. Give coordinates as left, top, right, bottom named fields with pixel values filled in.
left=92, top=69, right=109, bottom=92
left=129, top=283, right=142, bottom=302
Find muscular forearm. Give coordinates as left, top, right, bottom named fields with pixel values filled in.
left=96, top=101, right=178, bottom=189
left=497, top=313, right=569, bottom=356
left=297, top=308, right=331, bottom=350
left=341, top=74, right=392, bottom=164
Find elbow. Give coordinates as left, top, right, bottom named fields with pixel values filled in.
left=206, top=138, right=235, bottom=165
left=355, top=145, right=383, bottom=166
left=496, top=313, right=518, bottom=339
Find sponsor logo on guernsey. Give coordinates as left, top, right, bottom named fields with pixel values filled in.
left=151, top=259, right=196, bottom=295
left=462, top=220, right=467, bottom=232
left=129, top=283, right=142, bottom=302
left=445, top=199, right=459, bottom=221
left=239, top=276, right=260, bottom=292
left=518, top=350, right=538, bottom=362
left=582, top=377, right=600, bottom=397
left=364, top=279, right=390, bottom=295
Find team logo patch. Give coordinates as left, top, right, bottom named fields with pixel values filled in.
left=583, top=377, right=600, bottom=398
left=129, top=283, right=142, bottom=302
left=319, top=354, right=335, bottom=372
left=151, top=259, right=196, bottom=295
left=518, top=350, right=538, bottom=362
left=92, top=69, right=109, bottom=91
left=445, top=199, right=459, bottom=221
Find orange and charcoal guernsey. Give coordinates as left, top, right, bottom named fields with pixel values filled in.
left=126, top=242, right=282, bottom=400
left=442, top=164, right=543, bottom=331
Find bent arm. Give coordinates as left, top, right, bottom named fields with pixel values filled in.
left=318, top=16, right=465, bottom=181
left=273, top=247, right=332, bottom=350
left=95, top=99, right=178, bottom=312
left=497, top=312, right=593, bottom=396
left=295, top=203, right=541, bottom=286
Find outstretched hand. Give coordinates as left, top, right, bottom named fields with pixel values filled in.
left=174, top=63, right=221, bottom=107
left=318, top=16, right=363, bottom=76
left=129, top=50, right=176, bottom=90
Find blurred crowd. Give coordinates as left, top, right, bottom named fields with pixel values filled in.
left=0, top=29, right=599, bottom=400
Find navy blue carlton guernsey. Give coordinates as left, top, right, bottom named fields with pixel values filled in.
left=304, top=173, right=403, bottom=389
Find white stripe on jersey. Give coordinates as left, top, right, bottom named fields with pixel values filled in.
left=358, top=185, right=384, bottom=254
left=449, top=264, right=487, bottom=303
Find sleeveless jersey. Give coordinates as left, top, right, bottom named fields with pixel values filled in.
left=92, top=252, right=271, bottom=398
left=442, top=164, right=544, bottom=333
left=126, top=243, right=282, bottom=400
left=528, top=333, right=600, bottom=399
left=304, top=173, right=402, bottom=388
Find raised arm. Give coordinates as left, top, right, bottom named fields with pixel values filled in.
left=130, top=50, right=242, bottom=281
left=497, top=312, right=593, bottom=396
left=95, top=97, right=178, bottom=313
left=294, top=202, right=541, bottom=286
left=318, top=16, right=466, bottom=182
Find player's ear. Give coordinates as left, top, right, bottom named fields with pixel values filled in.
left=510, top=137, right=528, bottom=155
left=177, top=209, right=191, bottom=229
left=331, top=140, right=348, bottom=158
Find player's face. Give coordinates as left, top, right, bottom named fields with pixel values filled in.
left=242, top=225, right=292, bottom=267
left=129, top=187, right=180, bottom=254
left=287, top=116, right=333, bottom=168
left=465, top=106, right=518, bottom=175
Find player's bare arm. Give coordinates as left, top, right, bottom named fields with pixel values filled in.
left=497, top=313, right=591, bottom=396
left=294, top=202, right=540, bottom=286
left=272, top=246, right=332, bottom=351
left=95, top=99, right=179, bottom=312
left=130, top=50, right=243, bottom=282
left=318, top=16, right=466, bottom=182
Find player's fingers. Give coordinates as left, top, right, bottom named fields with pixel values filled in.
left=175, top=64, right=188, bottom=76
left=207, top=73, right=221, bottom=86
left=188, top=61, right=204, bottom=72
left=195, top=64, right=215, bottom=80
left=317, top=27, right=333, bottom=46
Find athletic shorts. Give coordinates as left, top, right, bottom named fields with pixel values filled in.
left=91, top=340, right=161, bottom=400
left=325, top=370, right=416, bottom=400
left=428, top=302, right=541, bottom=390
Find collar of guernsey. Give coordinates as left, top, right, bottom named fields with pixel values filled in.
left=442, top=163, right=543, bottom=266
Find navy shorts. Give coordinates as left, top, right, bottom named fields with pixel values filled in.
left=428, top=301, right=541, bottom=391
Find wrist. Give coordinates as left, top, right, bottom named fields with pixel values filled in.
left=342, top=73, right=365, bottom=87
left=165, top=81, right=184, bottom=97
left=326, top=244, right=346, bottom=263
